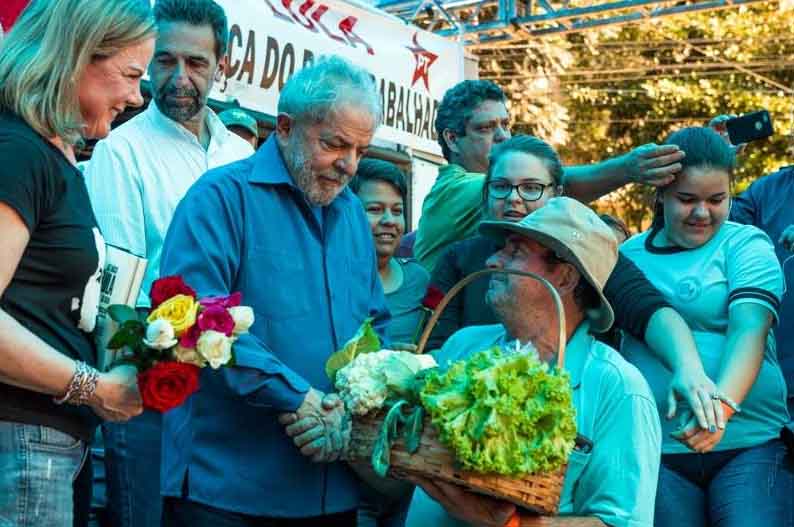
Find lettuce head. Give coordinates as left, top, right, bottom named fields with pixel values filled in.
left=420, top=346, right=576, bottom=476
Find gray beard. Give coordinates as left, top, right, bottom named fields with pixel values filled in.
left=154, top=93, right=202, bottom=124
left=283, top=135, right=348, bottom=207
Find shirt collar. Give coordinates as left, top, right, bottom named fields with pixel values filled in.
left=249, top=135, right=295, bottom=186
left=439, top=163, right=479, bottom=179
left=146, top=102, right=231, bottom=149
left=562, top=321, right=592, bottom=390
left=249, top=135, right=355, bottom=206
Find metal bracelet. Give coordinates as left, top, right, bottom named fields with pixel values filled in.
left=53, top=361, right=99, bottom=406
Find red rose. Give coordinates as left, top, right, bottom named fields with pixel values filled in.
left=137, top=361, right=200, bottom=413
left=196, top=305, right=235, bottom=336
left=421, top=285, right=445, bottom=310
left=150, top=276, right=196, bottom=309
left=199, top=292, right=242, bottom=309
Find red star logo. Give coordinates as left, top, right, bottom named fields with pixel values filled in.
left=406, top=33, right=438, bottom=91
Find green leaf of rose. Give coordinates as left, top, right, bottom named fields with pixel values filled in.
left=108, top=305, right=139, bottom=324
left=107, top=327, right=135, bottom=349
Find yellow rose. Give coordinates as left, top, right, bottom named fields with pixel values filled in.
left=147, top=294, right=198, bottom=336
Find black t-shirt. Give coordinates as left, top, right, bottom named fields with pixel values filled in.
left=0, top=112, right=103, bottom=440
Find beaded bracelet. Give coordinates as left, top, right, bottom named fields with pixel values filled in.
left=53, top=361, right=99, bottom=406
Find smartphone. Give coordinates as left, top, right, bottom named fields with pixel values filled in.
left=726, top=110, right=774, bottom=145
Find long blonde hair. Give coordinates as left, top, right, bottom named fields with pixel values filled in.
left=0, top=0, right=155, bottom=145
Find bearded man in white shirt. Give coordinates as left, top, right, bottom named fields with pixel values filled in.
left=84, top=2, right=253, bottom=526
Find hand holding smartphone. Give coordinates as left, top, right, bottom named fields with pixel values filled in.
left=725, top=110, right=774, bottom=145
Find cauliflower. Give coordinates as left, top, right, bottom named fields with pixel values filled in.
left=335, top=350, right=437, bottom=416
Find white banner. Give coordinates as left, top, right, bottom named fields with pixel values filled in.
left=212, top=0, right=464, bottom=155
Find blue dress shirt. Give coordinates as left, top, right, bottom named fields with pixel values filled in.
left=731, top=166, right=794, bottom=399
left=158, top=135, right=389, bottom=517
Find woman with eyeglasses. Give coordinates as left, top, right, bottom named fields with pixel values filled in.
left=424, top=135, right=561, bottom=351
left=426, top=135, right=726, bottom=432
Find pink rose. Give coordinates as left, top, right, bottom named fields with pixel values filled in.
left=197, top=305, right=235, bottom=336
left=179, top=324, right=202, bottom=349
left=199, top=292, right=242, bottom=310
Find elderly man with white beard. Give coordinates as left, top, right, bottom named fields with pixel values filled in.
left=156, top=55, right=389, bottom=527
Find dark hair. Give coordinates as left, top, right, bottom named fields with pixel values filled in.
left=435, top=80, right=507, bottom=162
left=542, top=250, right=600, bottom=313
left=349, top=158, right=408, bottom=203
left=154, top=0, right=228, bottom=60
left=599, top=213, right=631, bottom=241
left=651, top=126, right=736, bottom=229
left=482, top=134, right=564, bottom=205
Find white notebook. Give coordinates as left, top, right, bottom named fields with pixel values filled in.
left=95, top=244, right=148, bottom=371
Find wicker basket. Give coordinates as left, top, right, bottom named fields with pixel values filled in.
left=348, top=411, right=566, bottom=514
left=348, top=269, right=571, bottom=515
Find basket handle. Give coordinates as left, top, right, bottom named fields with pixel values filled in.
left=416, top=269, right=567, bottom=370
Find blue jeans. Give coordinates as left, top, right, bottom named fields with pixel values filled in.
left=101, top=410, right=162, bottom=527
left=0, top=421, right=86, bottom=527
left=655, top=439, right=794, bottom=527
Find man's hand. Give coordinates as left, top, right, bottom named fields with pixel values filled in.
left=87, top=364, right=143, bottom=422
left=621, top=143, right=685, bottom=187
left=708, top=114, right=747, bottom=155
left=278, top=388, right=350, bottom=463
left=778, top=224, right=794, bottom=252
left=408, top=475, right=516, bottom=527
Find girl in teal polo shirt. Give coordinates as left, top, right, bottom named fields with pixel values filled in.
left=621, top=126, right=794, bottom=527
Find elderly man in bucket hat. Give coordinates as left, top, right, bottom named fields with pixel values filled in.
left=405, top=197, right=661, bottom=527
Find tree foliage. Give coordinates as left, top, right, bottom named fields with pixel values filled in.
left=482, top=3, right=794, bottom=230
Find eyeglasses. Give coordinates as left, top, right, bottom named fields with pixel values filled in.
left=486, top=180, right=556, bottom=202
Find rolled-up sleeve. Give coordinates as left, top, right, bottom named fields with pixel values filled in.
left=160, top=173, right=310, bottom=413
left=605, top=253, right=671, bottom=341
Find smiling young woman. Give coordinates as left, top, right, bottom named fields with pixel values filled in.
left=349, top=158, right=429, bottom=527
left=350, top=159, right=429, bottom=344
left=620, top=126, right=794, bottom=527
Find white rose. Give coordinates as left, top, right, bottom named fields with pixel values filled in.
left=174, top=344, right=208, bottom=368
left=196, top=330, right=233, bottom=369
left=143, top=319, right=177, bottom=350
left=228, top=306, right=254, bottom=335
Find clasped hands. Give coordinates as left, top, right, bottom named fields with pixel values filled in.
left=278, top=388, right=351, bottom=463
left=666, top=369, right=740, bottom=453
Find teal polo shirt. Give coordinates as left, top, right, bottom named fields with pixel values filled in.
left=620, top=222, right=787, bottom=453
left=405, top=323, right=661, bottom=527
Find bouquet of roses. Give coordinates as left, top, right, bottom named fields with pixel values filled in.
left=106, top=275, right=254, bottom=412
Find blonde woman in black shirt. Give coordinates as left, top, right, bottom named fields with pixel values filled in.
left=0, top=0, right=155, bottom=524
